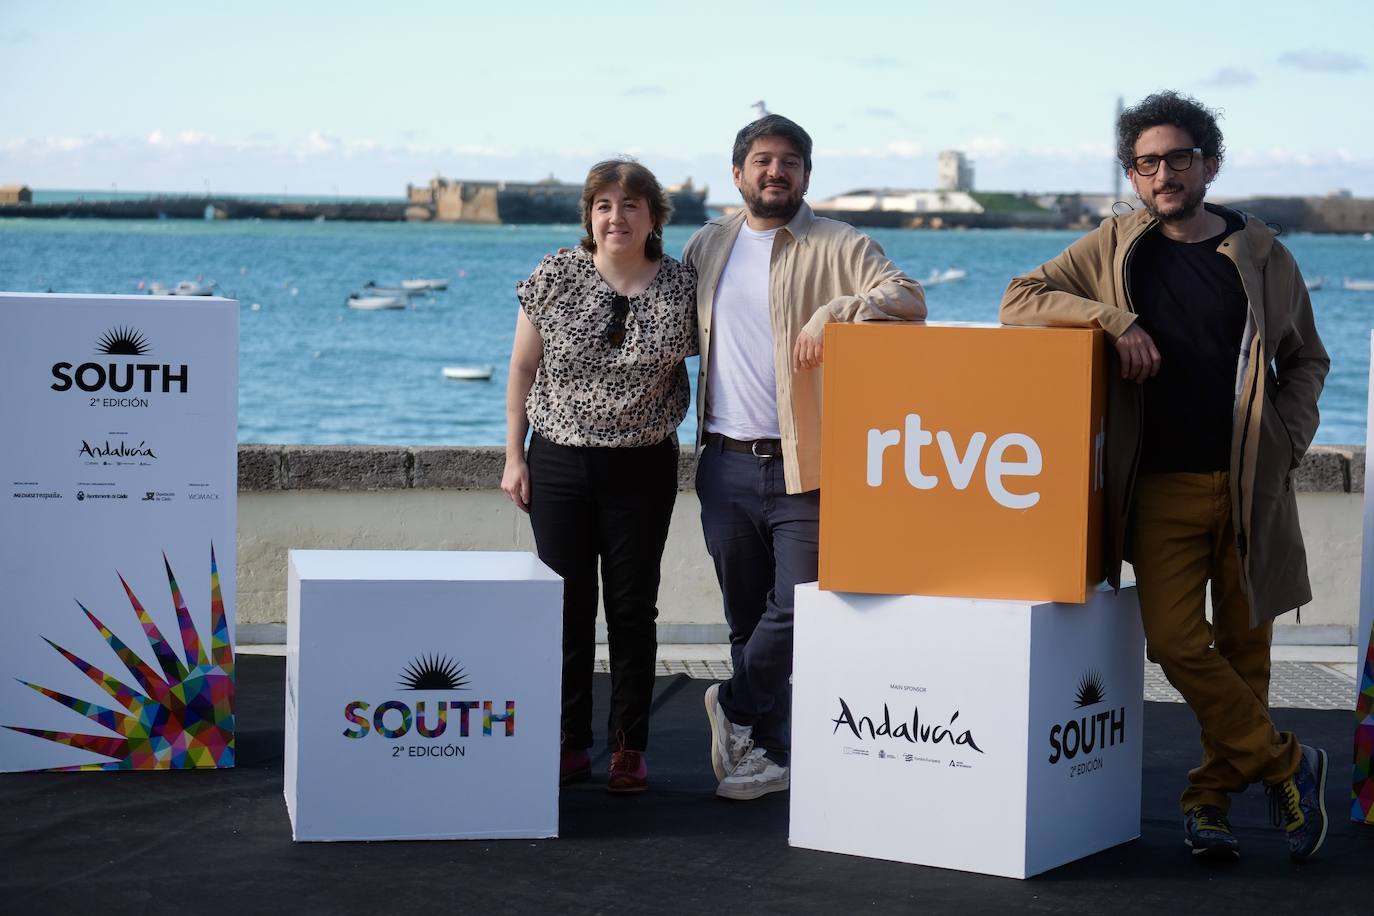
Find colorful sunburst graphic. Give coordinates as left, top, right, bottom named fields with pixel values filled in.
left=4, top=546, right=234, bottom=771
left=1354, top=615, right=1374, bottom=822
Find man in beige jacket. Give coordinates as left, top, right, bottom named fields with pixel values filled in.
left=1001, top=91, right=1330, bottom=861
left=684, top=114, right=924, bottom=800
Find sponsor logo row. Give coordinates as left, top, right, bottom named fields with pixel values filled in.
left=10, top=488, right=222, bottom=502
left=825, top=670, right=1128, bottom=781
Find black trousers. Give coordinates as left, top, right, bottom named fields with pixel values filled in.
left=527, top=432, right=678, bottom=752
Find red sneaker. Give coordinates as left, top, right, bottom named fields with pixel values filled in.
left=607, top=749, right=648, bottom=794
left=560, top=748, right=591, bottom=786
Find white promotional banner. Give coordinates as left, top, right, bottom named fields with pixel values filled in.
left=285, top=550, right=562, bottom=841
left=791, top=583, right=1144, bottom=879
left=0, top=293, right=238, bottom=772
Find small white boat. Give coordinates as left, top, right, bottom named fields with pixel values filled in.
left=150, top=279, right=217, bottom=296
left=924, top=267, right=968, bottom=286
left=364, top=281, right=424, bottom=297
left=346, top=294, right=407, bottom=310
left=442, top=365, right=494, bottom=381
left=1344, top=278, right=1374, bottom=292
left=402, top=278, right=451, bottom=291
left=1305, top=276, right=1326, bottom=292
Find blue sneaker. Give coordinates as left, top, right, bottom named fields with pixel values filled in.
left=1183, top=805, right=1240, bottom=860
left=1267, top=744, right=1328, bottom=861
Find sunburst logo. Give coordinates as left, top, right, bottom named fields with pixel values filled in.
left=397, top=654, right=469, bottom=691
left=95, top=326, right=150, bottom=356
left=1074, top=670, right=1106, bottom=708
left=4, top=547, right=235, bottom=770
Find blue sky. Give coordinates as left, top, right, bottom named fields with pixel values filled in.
left=2, top=0, right=1371, bottom=201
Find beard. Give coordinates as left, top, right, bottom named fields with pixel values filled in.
left=1143, top=181, right=1206, bottom=224
left=740, top=181, right=803, bottom=221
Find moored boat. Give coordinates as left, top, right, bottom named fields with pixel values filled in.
left=150, top=279, right=217, bottom=296
left=442, top=365, right=494, bottom=380
left=402, top=278, right=450, bottom=291
left=363, top=281, right=424, bottom=297
left=924, top=267, right=968, bottom=286
left=1344, top=278, right=1374, bottom=292
left=347, top=294, right=407, bottom=310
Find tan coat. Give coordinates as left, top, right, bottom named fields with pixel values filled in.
left=1000, top=205, right=1329, bottom=625
left=683, top=203, right=926, bottom=493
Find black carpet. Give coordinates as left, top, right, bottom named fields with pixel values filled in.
left=2, top=655, right=1372, bottom=915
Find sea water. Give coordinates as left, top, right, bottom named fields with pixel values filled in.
left=1, top=217, right=1371, bottom=446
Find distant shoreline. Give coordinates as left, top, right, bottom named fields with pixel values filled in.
left=5, top=191, right=1374, bottom=234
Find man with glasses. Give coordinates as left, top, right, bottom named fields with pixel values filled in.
left=683, top=114, right=924, bottom=800
left=1001, top=91, right=1330, bottom=861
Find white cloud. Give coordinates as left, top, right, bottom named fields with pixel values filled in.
left=828, top=140, right=927, bottom=159
left=300, top=130, right=339, bottom=155
left=964, top=135, right=1012, bottom=158
left=1278, top=49, right=1367, bottom=73
left=1023, top=142, right=1114, bottom=160
left=5, top=131, right=1374, bottom=199
left=1228, top=146, right=1366, bottom=168
left=1204, top=67, right=1257, bottom=87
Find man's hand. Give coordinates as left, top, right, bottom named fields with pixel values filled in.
left=793, top=328, right=823, bottom=371
left=1115, top=324, right=1161, bottom=383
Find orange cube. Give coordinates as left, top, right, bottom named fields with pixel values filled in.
left=819, top=322, right=1106, bottom=603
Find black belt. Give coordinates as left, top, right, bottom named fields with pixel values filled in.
left=705, top=431, right=783, bottom=458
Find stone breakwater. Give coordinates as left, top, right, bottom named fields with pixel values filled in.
left=238, top=443, right=1363, bottom=495
left=237, top=444, right=702, bottom=492
left=0, top=197, right=407, bottom=221
left=231, top=443, right=1366, bottom=644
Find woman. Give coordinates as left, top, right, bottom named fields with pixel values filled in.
left=501, top=159, right=696, bottom=794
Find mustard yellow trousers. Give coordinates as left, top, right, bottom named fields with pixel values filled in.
left=1132, top=471, right=1301, bottom=814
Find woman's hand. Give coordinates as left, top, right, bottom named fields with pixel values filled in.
left=501, top=456, right=530, bottom=512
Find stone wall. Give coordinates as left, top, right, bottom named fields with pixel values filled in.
left=234, top=444, right=1367, bottom=645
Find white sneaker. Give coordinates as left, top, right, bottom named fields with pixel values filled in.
left=704, top=682, right=753, bottom=782
left=716, top=747, right=790, bottom=800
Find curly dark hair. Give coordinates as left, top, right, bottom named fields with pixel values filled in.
left=1116, top=91, right=1225, bottom=174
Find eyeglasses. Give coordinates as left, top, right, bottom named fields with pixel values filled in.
left=606, top=294, right=630, bottom=347
left=1131, top=147, right=1202, bottom=176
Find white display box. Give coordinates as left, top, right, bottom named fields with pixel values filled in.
left=790, top=583, right=1144, bottom=879
left=285, top=550, right=562, bottom=841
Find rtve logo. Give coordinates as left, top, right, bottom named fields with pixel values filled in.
left=864, top=415, right=1104, bottom=509
left=819, top=323, right=1107, bottom=602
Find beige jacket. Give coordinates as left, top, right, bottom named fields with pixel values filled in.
left=1000, top=205, right=1329, bottom=625
left=683, top=203, right=926, bottom=493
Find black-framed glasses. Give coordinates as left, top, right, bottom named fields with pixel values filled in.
left=1131, top=147, right=1202, bottom=176
left=606, top=294, right=630, bottom=348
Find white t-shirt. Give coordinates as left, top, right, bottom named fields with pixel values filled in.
left=705, top=224, right=781, bottom=440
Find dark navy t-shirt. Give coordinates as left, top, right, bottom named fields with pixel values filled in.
left=1130, top=209, right=1248, bottom=473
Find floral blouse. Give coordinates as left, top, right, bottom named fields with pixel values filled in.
left=516, top=247, right=697, bottom=447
